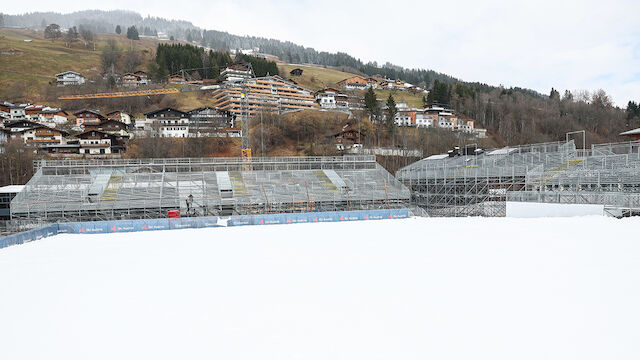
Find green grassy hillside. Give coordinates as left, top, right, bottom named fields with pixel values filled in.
left=373, top=89, right=426, bottom=108
left=1, top=28, right=98, bottom=100
left=0, top=28, right=165, bottom=101
left=1, top=29, right=426, bottom=109
left=278, top=64, right=357, bottom=91
left=0, top=28, right=216, bottom=111
left=278, top=64, right=426, bottom=106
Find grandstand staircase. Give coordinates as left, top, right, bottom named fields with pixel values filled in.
left=532, top=158, right=584, bottom=184
left=229, top=171, right=247, bottom=195
left=314, top=170, right=339, bottom=193
left=101, top=174, right=124, bottom=201
left=216, top=171, right=237, bottom=216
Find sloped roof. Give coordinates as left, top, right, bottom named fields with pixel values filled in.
left=56, top=71, right=83, bottom=77
left=74, top=109, right=106, bottom=119
left=75, top=129, right=120, bottom=139
left=4, top=119, right=42, bottom=128
left=620, top=128, right=640, bottom=136
left=0, top=185, right=25, bottom=194
left=144, top=107, right=189, bottom=117
left=85, top=119, right=127, bottom=127
left=12, top=125, right=68, bottom=135
left=106, top=110, right=131, bottom=117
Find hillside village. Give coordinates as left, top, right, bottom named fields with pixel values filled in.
left=1, top=21, right=635, bottom=164
left=0, top=36, right=489, bottom=158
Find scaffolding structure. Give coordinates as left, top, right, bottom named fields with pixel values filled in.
left=11, top=156, right=410, bottom=222
left=397, top=139, right=640, bottom=217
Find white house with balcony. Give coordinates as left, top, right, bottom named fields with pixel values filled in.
left=437, top=117, right=455, bottom=130
left=394, top=111, right=413, bottom=126
left=220, top=63, right=254, bottom=83
left=315, top=88, right=349, bottom=109
left=415, top=114, right=435, bottom=128
left=158, top=119, right=189, bottom=138
left=144, top=108, right=190, bottom=138
left=34, top=107, right=69, bottom=127
left=457, top=119, right=475, bottom=133
left=56, top=71, right=86, bottom=86
left=76, top=130, right=123, bottom=155
left=8, top=104, right=27, bottom=119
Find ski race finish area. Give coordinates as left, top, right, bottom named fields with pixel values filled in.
left=1, top=216, right=640, bottom=360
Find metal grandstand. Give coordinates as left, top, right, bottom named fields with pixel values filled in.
left=396, top=139, right=640, bottom=217
left=11, top=156, right=410, bottom=222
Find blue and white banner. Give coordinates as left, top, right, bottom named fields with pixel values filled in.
left=1, top=209, right=410, bottom=249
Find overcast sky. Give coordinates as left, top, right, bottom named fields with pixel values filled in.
left=5, top=0, right=640, bottom=106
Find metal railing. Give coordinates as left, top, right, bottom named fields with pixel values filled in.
left=507, top=190, right=640, bottom=208
left=14, top=157, right=410, bottom=223
left=398, top=139, right=640, bottom=217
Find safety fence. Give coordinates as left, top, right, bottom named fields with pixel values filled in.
left=0, top=209, right=410, bottom=249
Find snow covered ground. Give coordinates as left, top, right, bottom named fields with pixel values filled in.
left=507, top=201, right=605, bottom=217
left=1, top=216, right=640, bottom=360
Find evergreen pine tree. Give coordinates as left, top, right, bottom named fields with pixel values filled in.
left=627, top=101, right=639, bottom=121
left=426, top=88, right=434, bottom=105
left=115, top=25, right=121, bottom=34
left=426, top=79, right=450, bottom=105
left=385, top=94, right=398, bottom=133
left=364, top=87, right=379, bottom=121
left=126, top=26, right=139, bottom=40
left=44, top=24, right=62, bottom=41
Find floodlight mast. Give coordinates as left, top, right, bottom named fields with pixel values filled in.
left=566, top=130, right=586, bottom=151
left=240, top=83, right=252, bottom=162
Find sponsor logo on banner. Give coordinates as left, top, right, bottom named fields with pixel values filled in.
left=1, top=209, right=410, bottom=250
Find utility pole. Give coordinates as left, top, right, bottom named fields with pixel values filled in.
left=260, top=109, right=264, bottom=156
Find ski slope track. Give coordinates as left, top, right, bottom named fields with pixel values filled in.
left=1, top=216, right=639, bottom=360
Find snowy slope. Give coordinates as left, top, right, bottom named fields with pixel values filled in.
left=1, top=217, right=640, bottom=360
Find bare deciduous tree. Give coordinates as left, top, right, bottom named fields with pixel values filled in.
left=78, top=26, right=94, bottom=49
left=100, top=39, right=122, bottom=74
left=0, top=140, right=36, bottom=186
left=123, top=50, right=142, bottom=73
